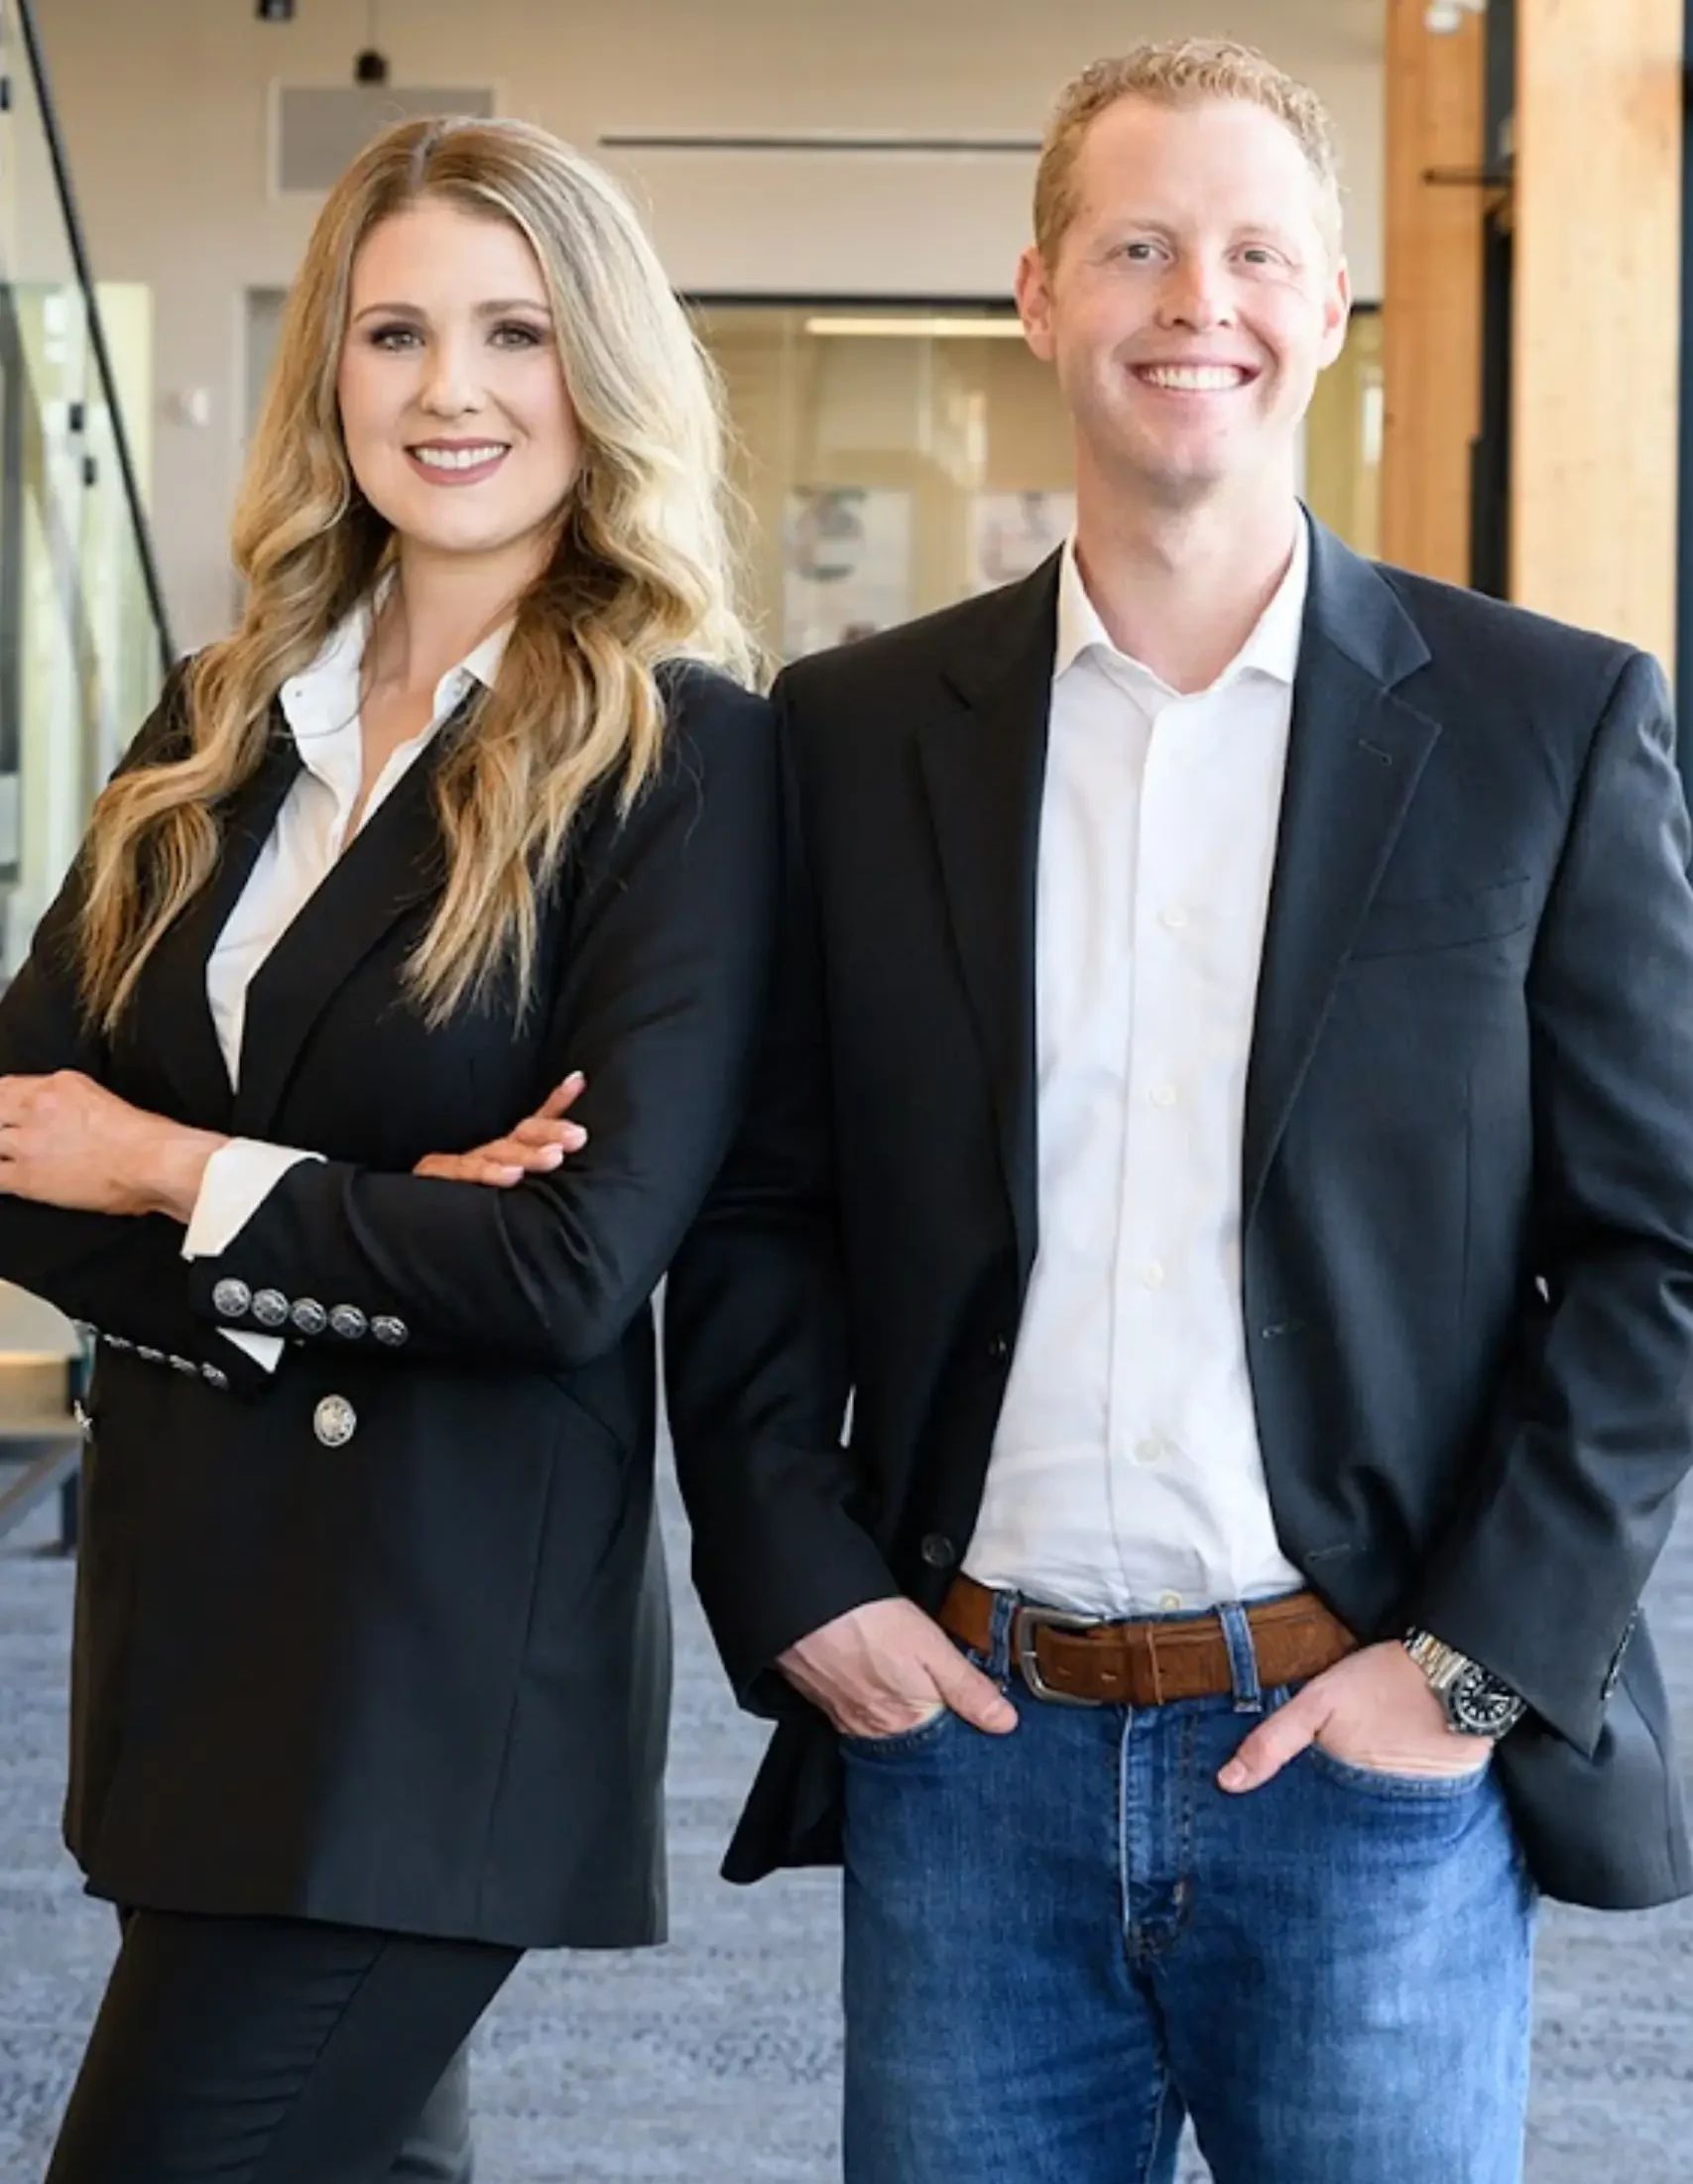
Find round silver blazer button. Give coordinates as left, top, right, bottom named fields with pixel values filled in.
left=291, top=1298, right=327, bottom=1337
left=372, top=1316, right=410, bottom=1348
left=251, top=1289, right=290, bottom=1330
left=329, top=1305, right=367, bottom=1341
left=313, top=1395, right=357, bottom=1448
left=212, top=1279, right=252, bottom=1320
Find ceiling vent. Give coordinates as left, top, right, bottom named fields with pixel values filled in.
left=275, top=85, right=496, bottom=192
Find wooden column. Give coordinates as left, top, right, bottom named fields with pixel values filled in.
left=1380, top=0, right=1487, bottom=584
left=1511, top=0, right=1683, bottom=661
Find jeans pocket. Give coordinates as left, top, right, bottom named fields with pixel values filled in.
left=1302, top=1741, right=1493, bottom=1799
left=839, top=1706, right=957, bottom=1759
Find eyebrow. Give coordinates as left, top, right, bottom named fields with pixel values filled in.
left=349, top=297, right=551, bottom=323
left=1096, top=218, right=1301, bottom=245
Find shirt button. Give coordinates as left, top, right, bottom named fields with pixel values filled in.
left=1142, top=1262, right=1166, bottom=1290
left=1158, top=1592, right=1184, bottom=1612
left=987, top=1334, right=1011, bottom=1363
left=1159, top=905, right=1190, bottom=931
left=1150, top=1084, right=1178, bottom=1109
left=1134, top=1436, right=1166, bottom=1467
left=920, top=1533, right=958, bottom=1569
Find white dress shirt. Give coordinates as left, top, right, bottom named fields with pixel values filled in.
left=963, top=521, right=1311, bottom=1617
left=181, top=598, right=510, bottom=1366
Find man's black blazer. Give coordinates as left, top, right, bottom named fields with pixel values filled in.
left=665, top=519, right=1693, bottom=1911
left=0, top=659, right=776, bottom=1949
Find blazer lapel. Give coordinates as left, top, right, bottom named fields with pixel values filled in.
left=231, top=715, right=459, bottom=1139
left=1242, top=523, right=1441, bottom=1223
left=920, top=558, right=1060, bottom=1282
left=133, top=727, right=303, bottom=1128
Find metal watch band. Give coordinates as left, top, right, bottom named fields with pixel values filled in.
left=1402, top=1629, right=1526, bottom=1739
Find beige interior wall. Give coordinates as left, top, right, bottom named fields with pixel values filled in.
left=35, top=0, right=1387, bottom=650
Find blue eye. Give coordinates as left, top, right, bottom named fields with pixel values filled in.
left=491, top=321, right=547, bottom=348
left=367, top=324, right=421, bottom=350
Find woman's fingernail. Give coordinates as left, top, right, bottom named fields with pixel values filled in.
left=562, top=1071, right=585, bottom=1090
left=1219, top=1761, right=1249, bottom=1790
left=562, top=1126, right=587, bottom=1148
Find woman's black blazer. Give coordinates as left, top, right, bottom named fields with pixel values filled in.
left=0, top=659, right=776, bottom=1949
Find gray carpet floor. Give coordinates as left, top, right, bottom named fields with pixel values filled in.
left=3, top=1463, right=1690, bottom=2182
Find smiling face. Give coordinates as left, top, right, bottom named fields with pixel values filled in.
left=336, top=195, right=581, bottom=568
left=1018, top=94, right=1350, bottom=513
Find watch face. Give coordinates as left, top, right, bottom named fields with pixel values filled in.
left=1449, top=1662, right=1523, bottom=1737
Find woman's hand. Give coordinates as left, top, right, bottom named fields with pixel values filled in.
left=0, top=1070, right=227, bottom=1220
left=414, top=1072, right=588, bottom=1189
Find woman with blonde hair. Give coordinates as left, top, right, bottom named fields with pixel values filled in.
left=0, top=114, right=773, bottom=2182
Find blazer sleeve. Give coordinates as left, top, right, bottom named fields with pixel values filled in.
left=183, top=667, right=779, bottom=1375
left=663, top=673, right=900, bottom=1712
left=0, top=669, right=276, bottom=1398
left=1405, top=649, right=1693, bottom=1756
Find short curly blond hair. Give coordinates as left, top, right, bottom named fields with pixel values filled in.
left=1033, top=40, right=1344, bottom=263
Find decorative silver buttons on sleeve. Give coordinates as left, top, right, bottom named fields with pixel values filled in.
left=201, top=1364, right=230, bottom=1392
left=205, top=1284, right=405, bottom=1350
left=313, top=1395, right=358, bottom=1447
left=251, top=1289, right=290, bottom=1330
left=169, top=1356, right=198, bottom=1377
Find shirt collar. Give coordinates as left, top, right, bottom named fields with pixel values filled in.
left=278, top=586, right=513, bottom=774
left=1053, top=512, right=1310, bottom=695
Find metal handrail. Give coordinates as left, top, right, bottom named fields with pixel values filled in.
left=12, top=0, right=175, bottom=671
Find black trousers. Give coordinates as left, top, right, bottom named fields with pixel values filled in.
left=44, top=1909, right=519, bottom=2184
left=393, top=2043, right=474, bottom=2183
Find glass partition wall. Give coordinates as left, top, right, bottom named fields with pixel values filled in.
left=0, top=0, right=169, bottom=976
left=692, top=302, right=1385, bottom=662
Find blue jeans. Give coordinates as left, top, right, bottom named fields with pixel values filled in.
left=841, top=1595, right=1536, bottom=2184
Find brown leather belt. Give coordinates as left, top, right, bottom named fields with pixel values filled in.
left=939, top=1574, right=1357, bottom=1707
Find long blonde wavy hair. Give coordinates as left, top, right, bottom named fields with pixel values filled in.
left=76, top=116, right=754, bottom=1031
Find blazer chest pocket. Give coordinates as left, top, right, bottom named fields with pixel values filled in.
left=1347, top=875, right=1534, bottom=963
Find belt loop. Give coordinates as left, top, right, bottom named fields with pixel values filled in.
left=1217, top=1601, right=1265, bottom=1715
left=985, top=1587, right=1019, bottom=1683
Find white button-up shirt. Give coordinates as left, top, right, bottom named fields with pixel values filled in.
left=181, top=597, right=510, bottom=1365
left=963, top=522, right=1311, bottom=1616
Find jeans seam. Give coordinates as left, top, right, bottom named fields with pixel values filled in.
left=1136, top=2061, right=1178, bottom=2184
left=1173, top=1707, right=1197, bottom=1942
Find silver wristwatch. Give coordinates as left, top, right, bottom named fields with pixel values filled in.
left=1402, top=1630, right=1526, bottom=1739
